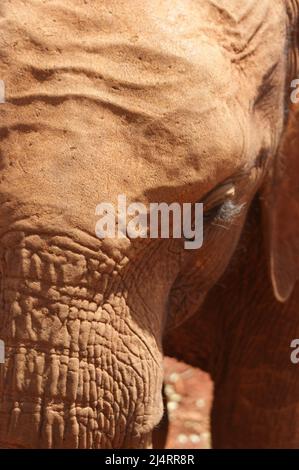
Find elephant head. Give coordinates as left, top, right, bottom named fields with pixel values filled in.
left=0, top=0, right=298, bottom=448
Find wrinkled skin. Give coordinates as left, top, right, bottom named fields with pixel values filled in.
left=164, top=196, right=299, bottom=448
left=0, top=0, right=298, bottom=448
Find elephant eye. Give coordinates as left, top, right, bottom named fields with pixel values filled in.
left=203, top=183, right=247, bottom=226
left=203, top=183, right=236, bottom=221
left=203, top=203, right=226, bottom=222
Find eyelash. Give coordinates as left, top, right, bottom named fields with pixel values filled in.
left=204, top=200, right=246, bottom=224
left=203, top=202, right=225, bottom=222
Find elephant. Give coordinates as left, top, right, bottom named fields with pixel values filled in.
left=0, top=0, right=298, bottom=449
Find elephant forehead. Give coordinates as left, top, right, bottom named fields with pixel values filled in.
left=3, top=0, right=284, bottom=118
left=0, top=0, right=284, bottom=232
left=2, top=1, right=235, bottom=116
left=1, top=1, right=243, bottom=163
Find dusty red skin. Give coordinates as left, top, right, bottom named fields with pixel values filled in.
left=0, top=0, right=299, bottom=449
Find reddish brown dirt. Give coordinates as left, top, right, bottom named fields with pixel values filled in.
left=163, top=357, right=213, bottom=449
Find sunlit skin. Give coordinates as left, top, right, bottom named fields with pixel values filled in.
left=0, top=0, right=298, bottom=448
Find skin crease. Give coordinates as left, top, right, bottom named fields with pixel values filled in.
left=0, top=0, right=297, bottom=448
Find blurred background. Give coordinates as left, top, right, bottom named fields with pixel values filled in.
left=163, top=358, right=213, bottom=449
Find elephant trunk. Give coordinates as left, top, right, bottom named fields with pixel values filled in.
left=0, top=230, right=163, bottom=448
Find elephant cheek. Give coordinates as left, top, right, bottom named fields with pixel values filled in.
left=0, top=231, right=163, bottom=448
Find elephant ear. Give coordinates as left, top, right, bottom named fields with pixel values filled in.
left=262, top=2, right=299, bottom=302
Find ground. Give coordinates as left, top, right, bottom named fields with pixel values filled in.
left=163, top=358, right=213, bottom=449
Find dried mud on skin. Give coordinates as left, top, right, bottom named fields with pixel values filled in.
left=163, top=358, right=213, bottom=449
